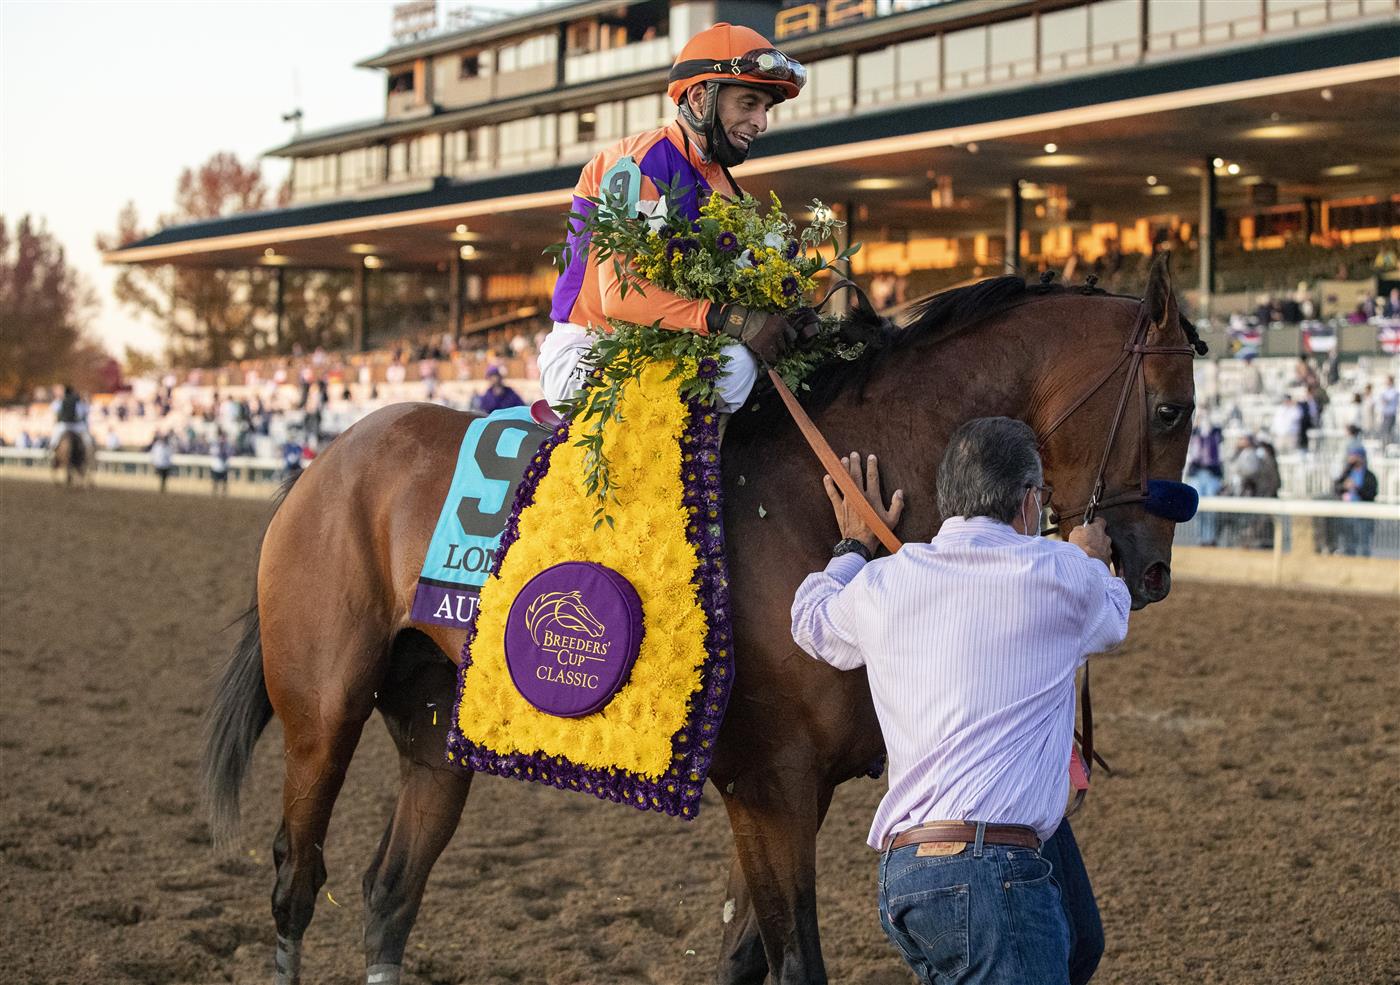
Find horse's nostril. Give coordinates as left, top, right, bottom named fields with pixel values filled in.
left=1141, top=562, right=1170, bottom=599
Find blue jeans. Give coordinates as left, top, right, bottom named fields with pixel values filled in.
left=878, top=820, right=1099, bottom=985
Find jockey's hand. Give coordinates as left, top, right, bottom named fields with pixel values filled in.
left=822, top=452, right=905, bottom=555
left=711, top=305, right=796, bottom=365
left=789, top=306, right=822, bottom=340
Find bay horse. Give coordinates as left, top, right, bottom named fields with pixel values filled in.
left=51, top=430, right=89, bottom=487
left=203, top=255, right=1200, bottom=984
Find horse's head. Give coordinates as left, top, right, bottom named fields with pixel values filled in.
left=1038, top=254, right=1200, bottom=609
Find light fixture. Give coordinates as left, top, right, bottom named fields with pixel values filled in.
left=966, top=142, right=979, bottom=154
left=1226, top=163, right=1241, bottom=175
left=263, top=247, right=276, bottom=256
left=852, top=177, right=903, bottom=191
left=1147, top=185, right=1171, bottom=196
left=1212, top=157, right=1224, bottom=168
left=459, top=244, right=476, bottom=259
left=1243, top=123, right=1316, bottom=139
left=1043, top=142, right=1058, bottom=154
left=1320, top=88, right=1333, bottom=101
left=259, top=251, right=288, bottom=266
left=1322, top=163, right=1361, bottom=177
left=1025, top=154, right=1087, bottom=167
left=579, top=111, right=597, bottom=123
left=363, top=255, right=382, bottom=269
left=348, top=243, right=378, bottom=254
left=1146, top=175, right=1158, bottom=186
left=455, top=223, right=468, bottom=234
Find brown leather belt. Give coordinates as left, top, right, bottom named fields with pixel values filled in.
left=884, top=821, right=1041, bottom=853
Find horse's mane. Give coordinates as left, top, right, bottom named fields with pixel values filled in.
left=790, top=275, right=1205, bottom=414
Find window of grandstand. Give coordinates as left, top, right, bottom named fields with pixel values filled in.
left=497, top=114, right=558, bottom=169
left=459, top=53, right=481, bottom=80
left=575, top=107, right=597, bottom=143
left=1329, top=198, right=1400, bottom=234
left=386, top=134, right=441, bottom=182
left=292, top=155, right=338, bottom=202
left=446, top=127, right=489, bottom=174
left=773, top=56, right=853, bottom=124
left=495, top=34, right=554, bottom=73
left=334, top=146, right=385, bottom=195
left=624, top=94, right=665, bottom=133
left=387, top=71, right=413, bottom=95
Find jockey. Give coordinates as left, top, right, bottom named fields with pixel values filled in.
left=542, top=22, right=807, bottom=413
left=50, top=384, right=90, bottom=449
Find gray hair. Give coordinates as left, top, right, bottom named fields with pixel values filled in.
left=936, top=417, right=1043, bottom=523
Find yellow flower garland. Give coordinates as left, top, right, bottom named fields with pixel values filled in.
left=455, top=361, right=710, bottom=779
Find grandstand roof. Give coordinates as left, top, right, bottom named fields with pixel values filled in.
left=105, top=23, right=1400, bottom=275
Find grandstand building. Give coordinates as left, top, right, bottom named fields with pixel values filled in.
left=104, top=0, right=1400, bottom=356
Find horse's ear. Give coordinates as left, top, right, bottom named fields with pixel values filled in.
left=1144, top=251, right=1179, bottom=342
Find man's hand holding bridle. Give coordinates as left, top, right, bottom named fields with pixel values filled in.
left=823, top=452, right=905, bottom=555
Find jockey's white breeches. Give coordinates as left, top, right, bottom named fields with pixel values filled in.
left=539, top=322, right=759, bottom=414
left=50, top=421, right=89, bottom=446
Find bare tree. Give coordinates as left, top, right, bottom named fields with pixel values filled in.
left=0, top=215, right=108, bottom=403
left=97, top=152, right=285, bottom=367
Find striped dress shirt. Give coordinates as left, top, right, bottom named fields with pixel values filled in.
left=791, top=516, right=1131, bottom=848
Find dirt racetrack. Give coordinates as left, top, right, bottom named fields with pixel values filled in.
left=1, top=477, right=1397, bottom=985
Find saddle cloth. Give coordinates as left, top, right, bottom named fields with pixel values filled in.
left=445, top=360, right=735, bottom=818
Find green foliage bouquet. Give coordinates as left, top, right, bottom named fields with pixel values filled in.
left=546, top=185, right=866, bottom=522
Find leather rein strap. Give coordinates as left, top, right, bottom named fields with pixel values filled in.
left=768, top=368, right=903, bottom=555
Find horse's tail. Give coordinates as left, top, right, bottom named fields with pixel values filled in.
left=202, top=601, right=270, bottom=848
left=201, top=471, right=300, bottom=848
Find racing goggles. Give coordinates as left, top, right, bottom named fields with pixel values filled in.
left=669, top=48, right=808, bottom=92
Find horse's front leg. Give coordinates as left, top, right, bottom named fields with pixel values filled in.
left=716, top=855, right=767, bottom=985
left=718, top=752, right=828, bottom=985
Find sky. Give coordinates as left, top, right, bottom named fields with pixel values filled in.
left=0, top=0, right=405, bottom=356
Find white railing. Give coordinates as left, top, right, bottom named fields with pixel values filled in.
left=1176, top=495, right=1400, bottom=591
left=0, top=447, right=284, bottom=483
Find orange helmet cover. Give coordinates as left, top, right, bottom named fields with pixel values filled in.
left=666, top=22, right=801, bottom=104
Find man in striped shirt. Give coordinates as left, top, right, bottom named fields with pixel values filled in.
left=791, top=416, right=1128, bottom=985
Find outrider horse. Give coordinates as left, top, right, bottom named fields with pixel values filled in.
left=204, top=256, right=1199, bottom=984
left=51, top=431, right=88, bottom=487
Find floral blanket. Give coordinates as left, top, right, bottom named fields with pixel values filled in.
left=446, top=361, right=732, bottom=818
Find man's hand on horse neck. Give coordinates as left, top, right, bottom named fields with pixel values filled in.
left=823, top=453, right=905, bottom=554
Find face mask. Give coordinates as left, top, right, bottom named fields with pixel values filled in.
left=1020, top=490, right=1040, bottom=538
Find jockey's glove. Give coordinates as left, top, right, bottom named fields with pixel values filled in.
left=709, top=305, right=797, bottom=365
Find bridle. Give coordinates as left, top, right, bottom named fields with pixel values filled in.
left=1030, top=296, right=1196, bottom=814
left=1037, top=299, right=1198, bottom=527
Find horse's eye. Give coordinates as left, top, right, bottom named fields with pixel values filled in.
left=1155, top=404, right=1186, bottom=428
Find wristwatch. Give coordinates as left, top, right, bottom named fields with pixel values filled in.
left=832, top=538, right=873, bottom=562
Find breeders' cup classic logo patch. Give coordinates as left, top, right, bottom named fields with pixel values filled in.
left=525, top=591, right=606, bottom=645
left=504, top=562, right=644, bottom=718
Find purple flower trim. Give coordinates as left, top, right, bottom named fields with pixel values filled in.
left=445, top=402, right=735, bottom=820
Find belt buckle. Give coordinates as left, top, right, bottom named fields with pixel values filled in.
left=915, top=841, right=966, bottom=857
